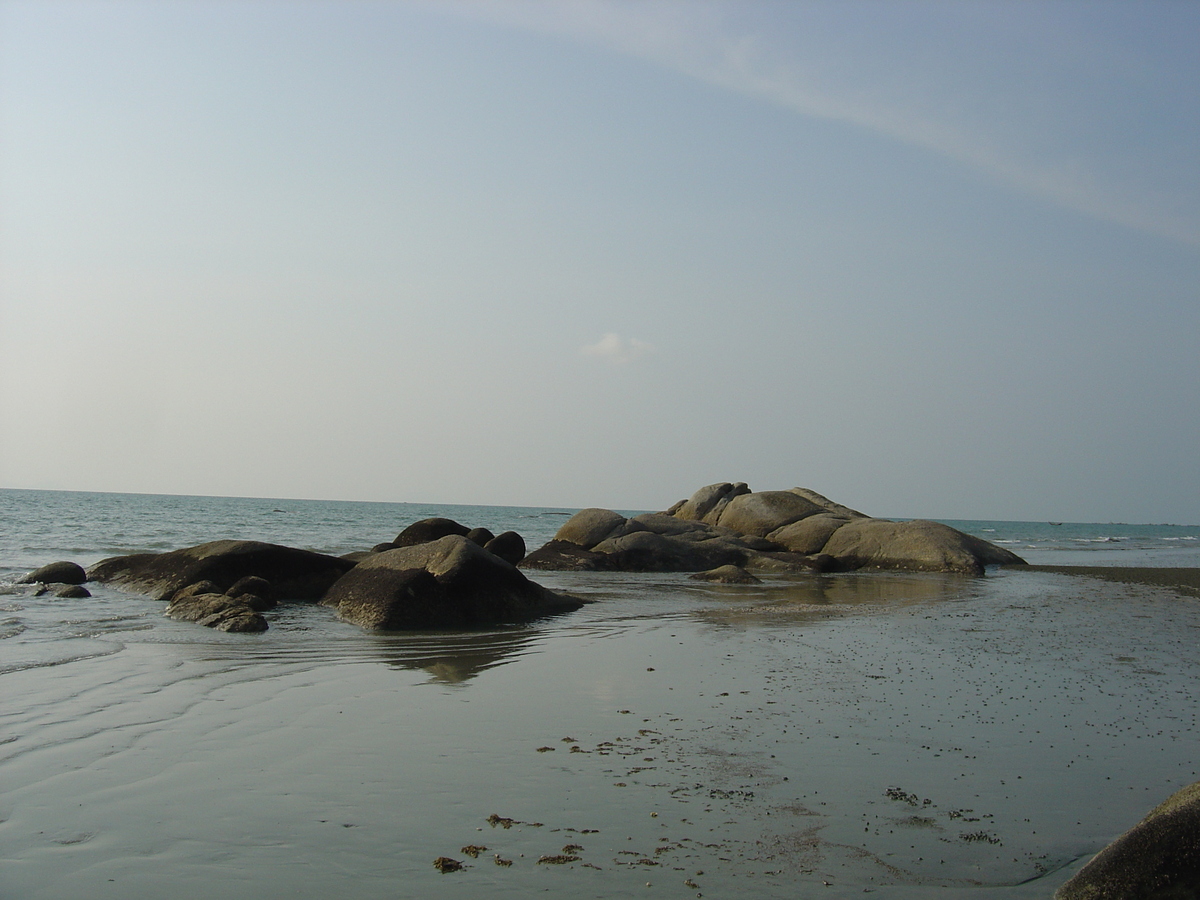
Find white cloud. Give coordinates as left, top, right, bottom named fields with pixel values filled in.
left=580, top=332, right=655, bottom=364
left=448, top=0, right=1200, bottom=249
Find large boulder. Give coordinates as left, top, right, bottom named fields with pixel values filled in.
left=18, top=561, right=88, bottom=585
left=553, top=508, right=629, bottom=550
left=323, top=535, right=583, bottom=630
left=483, top=531, right=526, bottom=566
left=87, top=540, right=355, bottom=601
left=707, top=490, right=825, bottom=537
left=820, top=518, right=1024, bottom=575
left=673, top=482, right=750, bottom=522
left=767, top=514, right=853, bottom=553
left=393, top=517, right=471, bottom=548
left=1055, top=780, right=1200, bottom=899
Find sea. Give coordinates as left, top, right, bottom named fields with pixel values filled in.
left=3, top=488, right=1199, bottom=900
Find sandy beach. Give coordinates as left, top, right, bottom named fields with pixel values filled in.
left=6, top=563, right=1200, bottom=899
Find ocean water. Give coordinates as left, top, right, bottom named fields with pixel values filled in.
left=3, top=488, right=1200, bottom=899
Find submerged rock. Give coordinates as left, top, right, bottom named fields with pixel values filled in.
left=53, top=584, right=92, bottom=598
left=19, top=561, right=87, bottom=586
left=690, top=565, right=762, bottom=584
left=166, top=592, right=269, bottom=632
left=87, top=540, right=354, bottom=601
left=1055, top=780, right=1200, bottom=899
left=323, top=535, right=583, bottom=630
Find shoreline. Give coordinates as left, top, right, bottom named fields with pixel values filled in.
left=1008, top=564, right=1200, bottom=596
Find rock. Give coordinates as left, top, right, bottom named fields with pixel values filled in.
left=483, top=531, right=526, bottom=566
left=589, top=531, right=748, bottom=572
left=524, top=483, right=1023, bottom=574
left=707, top=490, right=826, bottom=537
left=553, top=508, right=629, bottom=550
left=786, top=487, right=867, bottom=519
left=323, top=535, right=584, bottom=629
left=18, top=561, right=87, bottom=585
left=54, top=584, right=92, bottom=598
left=674, top=482, right=750, bottom=522
left=745, top=551, right=837, bottom=573
left=393, top=518, right=471, bottom=548
left=371, top=542, right=397, bottom=553
left=518, top=540, right=616, bottom=571
left=690, top=565, right=762, bottom=584
left=87, top=540, right=355, bottom=601
left=1055, top=780, right=1200, bottom=899
left=226, top=575, right=272, bottom=601
left=767, top=513, right=852, bottom=553
left=820, top=519, right=1024, bottom=575
left=171, top=580, right=222, bottom=602
left=166, top=592, right=269, bottom=632
left=466, top=527, right=496, bottom=546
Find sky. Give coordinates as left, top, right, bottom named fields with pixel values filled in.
left=1, top=0, right=1198, bottom=523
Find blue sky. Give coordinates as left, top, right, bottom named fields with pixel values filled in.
left=1, top=0, right=1197, bottom=522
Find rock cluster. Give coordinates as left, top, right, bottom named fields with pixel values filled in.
left=78, top=518, right=577, bottom=633
left=522, top=483, right=1023, bottom=576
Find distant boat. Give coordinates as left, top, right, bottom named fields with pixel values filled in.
left=1049, top=522, right=1062, bottom=526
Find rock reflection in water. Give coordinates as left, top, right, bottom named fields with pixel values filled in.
left=694, top=571, right=980, bottom=625
left=376, top=627, right=542, bottom=683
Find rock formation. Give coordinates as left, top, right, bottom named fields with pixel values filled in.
left=1055, top=780, right=1200, bottom=899
left=321, top=534, right=582, bottom=630
left=522, top=482, right=1023, bottom=575
left=87, top=540, right=355, bottom=601
left=86, top=519, right=575, bottom=633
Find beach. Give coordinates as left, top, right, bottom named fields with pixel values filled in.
left=2, top=490, right=1199, bottom=898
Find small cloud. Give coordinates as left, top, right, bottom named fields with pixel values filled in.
left=580, top=332, right=656, bottom=364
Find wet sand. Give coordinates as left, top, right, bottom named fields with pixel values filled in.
left=4, top=568, right=1200, bottom=899
left=1011, top=565, right=1200, bottom=597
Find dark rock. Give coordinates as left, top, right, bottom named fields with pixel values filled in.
left=170, top=580, right=222, bottom=602
left=341, top=551, right=373, bottom=563
left=54, top=584, right=92, bottom=598
left=238, top=593, right=275, bottom=612
left=466, top=527, right=496, bottom=547
left=226, top=575, right=271, bottom=602
left=484, top=531, right=525, bottom=566
left=87, top=540, right=355, bottom=601
left=371, top=542, right=398, bottom=553
left=518, top=540, right=616, bottom=571
left=1055, top=780, right=1200, bottom=899
left=323, top=535, right=583, bottom=630
left=393, top=518, right=471, bottom=548
left=166, top=592, right=269, bottom=632
left=690, top=565, right=762, bottom=584
left=18, top=561, right=87, bottom=585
